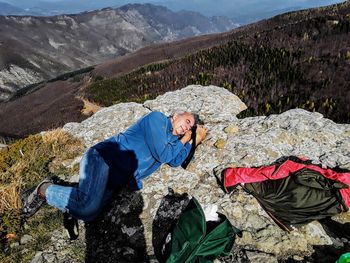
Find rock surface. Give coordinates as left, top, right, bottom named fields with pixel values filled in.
left=30, top=85, right=350, bottom=262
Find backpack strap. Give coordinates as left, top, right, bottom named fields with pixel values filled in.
left=181, top=126, right=197, bottom=169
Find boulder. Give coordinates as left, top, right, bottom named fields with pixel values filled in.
left=51, top=85, right=350, bottom=262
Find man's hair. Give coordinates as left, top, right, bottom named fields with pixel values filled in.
left=193, top=113, right=204, bottom=126
left=171, top=110, right=203, bottom=125
left=172, top=110, right=187, bottom=118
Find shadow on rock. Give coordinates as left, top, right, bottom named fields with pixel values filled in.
left=85, top=189, right=149, bottom=263
left=319, top=218, right=350, bottom=240
left=305, top=218, right=350, bottom=263
left=152, top=189, right=191, bottom=262
left=307, top=244, right=350, bottom=263
left=278, top=218, right=350, bottom=263
left=279, top=243, right=350, bottom=263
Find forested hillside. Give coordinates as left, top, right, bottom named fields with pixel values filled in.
left=84, top=1, right=350, bottom=123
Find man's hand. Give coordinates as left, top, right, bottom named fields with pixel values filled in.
left=195, top=125, right=208, bottom=146
left=180, top=130, right=192, bottom=145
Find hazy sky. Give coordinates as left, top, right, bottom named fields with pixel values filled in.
left=1, top=0, right=345, bottom=22
left=2, top=0, right=344, bottom=9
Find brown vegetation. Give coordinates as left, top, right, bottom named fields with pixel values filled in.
left=0, top=80, right=86, bottom=138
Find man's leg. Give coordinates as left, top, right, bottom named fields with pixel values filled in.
left=45, top=148, right=112, bottom=221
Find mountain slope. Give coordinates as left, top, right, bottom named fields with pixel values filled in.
left=0, top=1, right=349, bottom=139
left=84, top=2, right=350, bottom=122
left=86, top=1, right=350, bottom=122
left=0, top=2, right=26, bottom=15
left=0, top=3, right=237, bottom=101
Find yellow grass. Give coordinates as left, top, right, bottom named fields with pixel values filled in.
left=0, top=129, right=84, bottom=237
left=79, top=97, right=101, bottom=116
left=0, top=179, right=22, bottom=212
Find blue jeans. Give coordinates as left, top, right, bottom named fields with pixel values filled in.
left=46, top=148, right=113, bottom=222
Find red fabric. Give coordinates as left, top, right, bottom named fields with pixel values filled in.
left=223, top=159, right=350, bottom=208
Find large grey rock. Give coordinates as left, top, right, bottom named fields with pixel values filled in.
left=144, top=85, right=247, bottom=124
left=44, top=85, right=350, bottom=262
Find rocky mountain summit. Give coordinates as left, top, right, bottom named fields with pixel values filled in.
left=0, top=4, right=237, bottom=102
left=23, top=85, right=349, bottom=262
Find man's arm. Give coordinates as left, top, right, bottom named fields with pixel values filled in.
left=168, top=125, right=208, bottom=167
left=143, top=112, right=190, bottom=163
left=173, top=129, right=194, bottom=166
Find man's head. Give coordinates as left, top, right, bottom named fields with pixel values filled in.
left=171, top=111, right=195, bottom=136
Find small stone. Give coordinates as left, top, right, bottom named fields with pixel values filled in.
left=21, top=248, right=29, bottom=254
left=10, top=242, right=20, bottom=248
left=20, top=234, right=33, bottom=244
left=224, top=125, right=239, bottom=134
left=30, top=252, right=43, bottom=263
left=43, top=253, right=57, bottom=263
left=214, top=138, right=226, bottom=149
left=293, top=255, right=304, bottom=261
left=246, top=250, right=278, bottom=263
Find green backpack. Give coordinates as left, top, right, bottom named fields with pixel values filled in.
left=162, top=197, right=241, bottom=263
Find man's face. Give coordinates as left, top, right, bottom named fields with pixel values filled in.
left=172, top=113, right=195, bottom=136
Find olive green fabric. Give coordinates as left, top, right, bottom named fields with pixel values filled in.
left=164, top=198, right=241, bottom=263
left=243, top=168, right=348, bottom=228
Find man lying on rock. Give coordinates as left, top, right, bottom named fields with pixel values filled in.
left=21, top=110, right=207, bottom=237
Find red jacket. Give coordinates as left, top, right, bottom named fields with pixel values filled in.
left=223, top=158, right=350, bottom=208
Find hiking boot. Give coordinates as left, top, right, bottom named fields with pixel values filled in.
left=21, top=178, right=53, bottom=219
left=63, top=213, right=79, bottom=240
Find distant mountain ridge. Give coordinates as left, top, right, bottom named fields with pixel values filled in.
left=0, top=1, right=44, bottom=16
left=0, top=2, right=26, bottom=15
left=119, top=3, right=236, bottom=33
left=2, top=0, right=342, bottom=23
left=0, top=3, right=238, bottom=101
left=0, top=1, right=349, bottom=139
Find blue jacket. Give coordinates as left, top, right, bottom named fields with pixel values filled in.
left=92, top=111, right=192, bottom=189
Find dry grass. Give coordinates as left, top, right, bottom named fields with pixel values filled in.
left=0, top=180, right=22, bottom=212
left=79, top=97, right=101, bottom=116
left=0, top=129, right=84, bottom=238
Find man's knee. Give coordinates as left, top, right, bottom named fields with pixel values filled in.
left=76, top=200, right=103, bottom=221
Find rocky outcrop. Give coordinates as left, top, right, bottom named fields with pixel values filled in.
left=30, top=85, right=349, bottom=262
